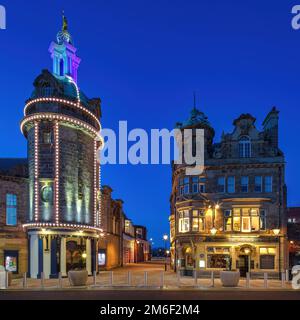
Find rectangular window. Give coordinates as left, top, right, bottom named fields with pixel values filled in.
left=192, top=210, right=205, bottom=232
left=192, top=177, right=199, bottom=193
left=178, top=210, right=190, bottom=233
left=183, top=177, right=189, bottom=194
left=6, top=194, right=17, bottom=226
left=224, top=210, right=232, bottom=231
left=265, top=176, right=273, bottom=193
left=241, top=176, right=249, bottom=193
left=260, top=209, right=266, bottom=230
left=242, top=216, right=251, bottom=232
left=255, top=176, right=262, bottom=192
left=217, top=177, right=225, bottom=193
left=233, top=208, right=241, bottom=231
left=207, top=254, right=231, bottom=269
left=199, top=184, right=206, bottom=193
left=260, top=255, right=275, bottom=270
left=251, top=209, right=260, bottom=231
left=227, top=176, right=235, bottom=193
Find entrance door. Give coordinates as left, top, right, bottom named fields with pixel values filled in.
left=238, top=255, right=249, bottom=277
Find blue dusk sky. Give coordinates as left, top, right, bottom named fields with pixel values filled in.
left=0, top=0, right=300, bottom=246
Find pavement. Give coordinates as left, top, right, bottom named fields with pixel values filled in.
left=1, top=262, right=300, bottom=300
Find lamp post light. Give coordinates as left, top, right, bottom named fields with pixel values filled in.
left=163, top=234, right=169, bottom=271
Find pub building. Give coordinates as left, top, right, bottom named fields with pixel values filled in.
left=170, top=106, right=288, bottom=278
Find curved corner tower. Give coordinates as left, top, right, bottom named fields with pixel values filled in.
left=21, top=15, right=104, bottom=278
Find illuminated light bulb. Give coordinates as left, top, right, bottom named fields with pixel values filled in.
left=215, top=204, right=220, bottom=210
left=273, top=229, right=280, bottom=235
left=210, top=227, right=217, bottom=236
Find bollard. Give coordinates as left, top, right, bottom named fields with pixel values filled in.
left=264, top=273, right=268, bottom=288
left=41, top=272, right=45, bottom=289
left=160, top=271, right=164, bottom=289
left=144, top=271, right=148, bottom=287
left=177, top=270, right=180, bottom=287
left=194, top=270, right=198, bottom=286
left=281, top=272, right=286, bottom=288
left=58, top=272, right=63, bottom=289
left=93, top=271, right=97, bottom=286
left=211, top=271, right=215, bottom=287
left=5, top=272, right=9, bottom=289
left=127, top=271, right=132, bottom=286
left=23, top=273, right=27, bottom=289
left=246, top=272, right=250, bottom=288
left=110, top=271, right=113, bottom=286
left=286, top=269, right=289, bottom=282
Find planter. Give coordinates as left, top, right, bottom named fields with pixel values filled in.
left=220, top=271, right=240, bottom=287
left=68, top=270, right=88, bottom=286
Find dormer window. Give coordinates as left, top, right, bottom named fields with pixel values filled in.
left=239, top=136, right=251, bottom=158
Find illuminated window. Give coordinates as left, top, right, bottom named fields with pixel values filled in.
left=6, top=194, right=17, bottom=226
left=192, top=210, right=205, bottom=232
left=178, top=210, right=190, bottom=233
left=239, top=136, right=251, bottom=158
left=251, top=209, right=260, bottom=231
left=264, top=176, right=273, bottom=193
left=224, top=210, right=232, bottom=231
left=228, top=208, right=266, bottom=232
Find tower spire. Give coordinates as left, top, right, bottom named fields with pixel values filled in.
left=62, top=10, right=68, bottom=32
left=193, top=91, right=197, bottom=111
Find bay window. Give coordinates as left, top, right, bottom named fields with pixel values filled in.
left=225, top=208, right=267, bottom=232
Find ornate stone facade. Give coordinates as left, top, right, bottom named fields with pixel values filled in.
left=170, top=107, right=288, bottom=278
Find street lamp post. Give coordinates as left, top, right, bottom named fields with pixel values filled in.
left=163, top=234, right=169, bottom=271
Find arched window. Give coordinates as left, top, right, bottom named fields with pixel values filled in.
left=59, top=58, right=64, bottom=76
left=239, top=136, right=251, bottom=158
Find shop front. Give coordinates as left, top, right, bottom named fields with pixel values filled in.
left=176, top=238, right=281, bottom=278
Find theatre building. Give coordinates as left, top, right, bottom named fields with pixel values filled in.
left=20, top=16, right=104, bottom=278
left=170, top=106, right=288, bottom=278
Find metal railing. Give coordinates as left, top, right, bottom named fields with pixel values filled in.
left=0, top=269, right=292, bottom=290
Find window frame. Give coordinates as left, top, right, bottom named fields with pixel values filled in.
left=6, top=194, right=17, bottom=226
left=239, top=136, right=251, bottom=158
left=227, top=176, right=235, bottom=193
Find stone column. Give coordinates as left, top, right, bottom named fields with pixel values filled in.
left=30, top=234, right=39, bottom=279
left=43, top=236, right=51, bottom=279
left=60, top=237, right=67, bottom=277
left=86, top=238, right=92, bottom=275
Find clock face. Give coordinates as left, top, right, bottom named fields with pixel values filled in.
left=41, top=186, right=53, bottom=204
